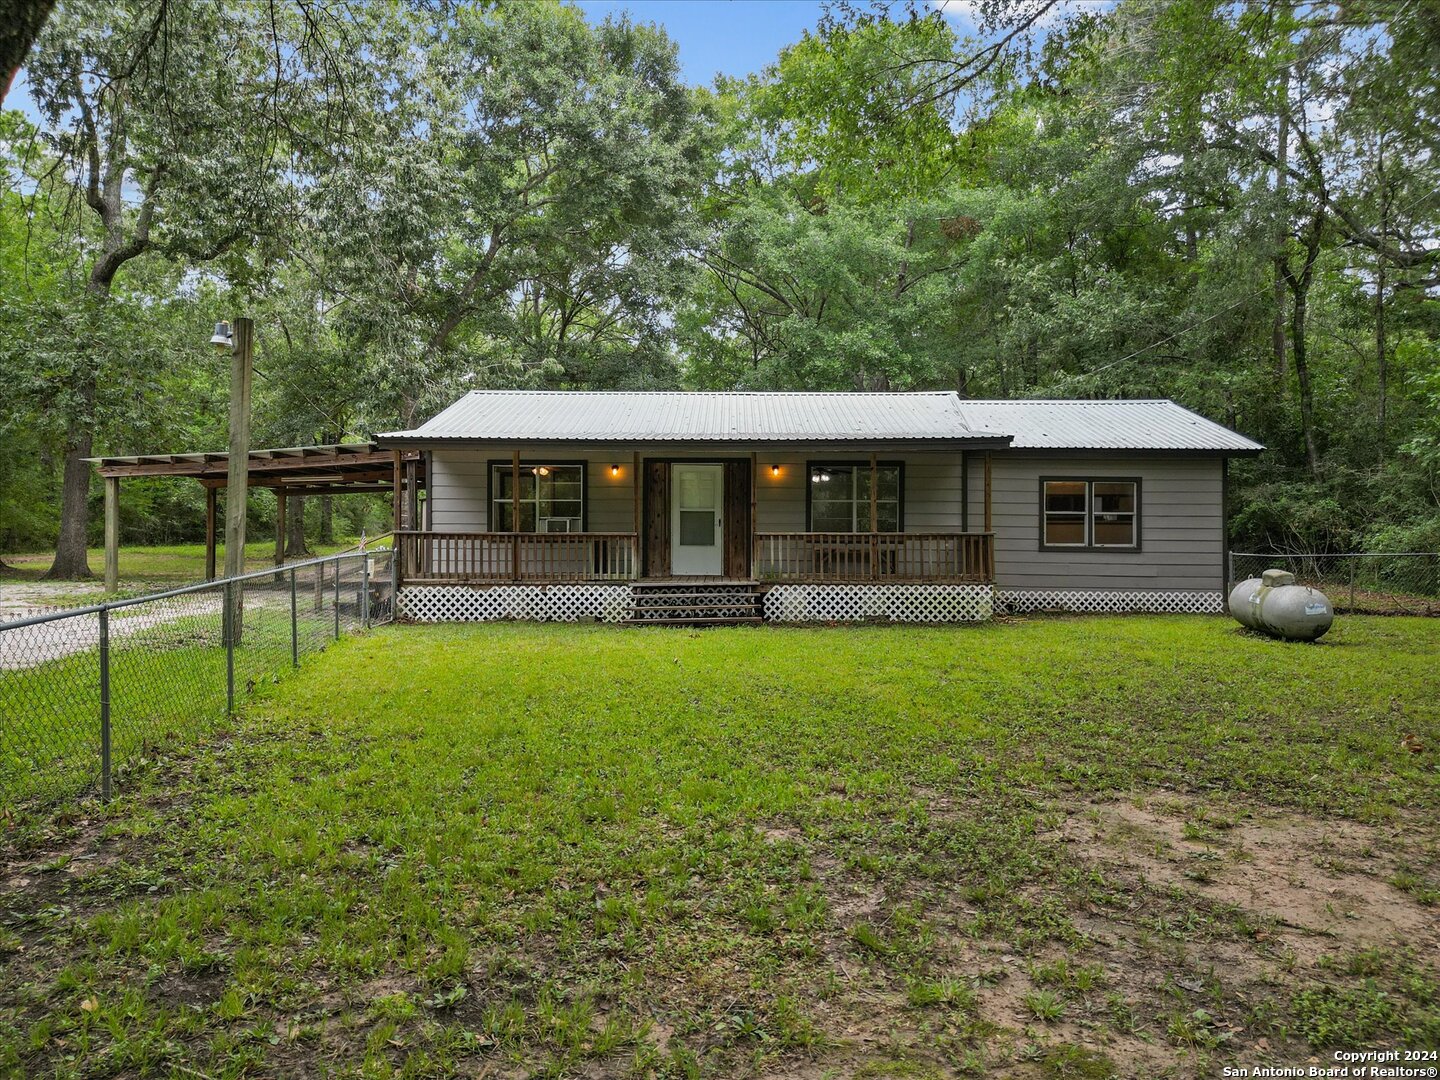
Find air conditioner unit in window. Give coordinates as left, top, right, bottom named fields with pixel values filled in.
left=542, top=518, right=572, bottom=533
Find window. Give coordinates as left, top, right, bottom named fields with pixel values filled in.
left=1041, top=479, right=1139, bottom=549
left=491, top=463, right=584, bottom=532
left=808, top=463, right=902, bottom=532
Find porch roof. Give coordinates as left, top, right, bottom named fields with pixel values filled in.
left=376, top=391, right=1011, bottom=448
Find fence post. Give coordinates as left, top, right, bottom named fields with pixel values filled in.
left=225, top=580, right=236, bottom=716
left=99, top=607, right=111, bottom=803
left=333, top=558, right=341, bottom=640
left=390, top=547, right=399, bottom=623
left=361, top=554, right=371, bottom=629
left=290, top=566, right=299, bottom=667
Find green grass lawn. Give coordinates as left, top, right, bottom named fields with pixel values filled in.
left=1, top=616, right=1437, bottom=1077
left=2, top=536, right=388, bottom=602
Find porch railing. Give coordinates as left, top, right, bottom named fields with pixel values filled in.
left=754, top=532, right=994, bottom=583
left=396, top=531, right=639, bottom=583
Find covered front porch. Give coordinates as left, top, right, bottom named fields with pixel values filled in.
left=391, top=450, right=996, bottom=588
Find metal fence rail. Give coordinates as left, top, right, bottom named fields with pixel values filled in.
left=1229, top=552, right=1440, bottom=615
left=1, top=549, right=394, bottom=810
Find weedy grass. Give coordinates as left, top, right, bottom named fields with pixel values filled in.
left=0, top=615, right=1437, bottom=1077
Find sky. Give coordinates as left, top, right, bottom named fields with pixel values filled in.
left=571, top=0, right=830, bottom=85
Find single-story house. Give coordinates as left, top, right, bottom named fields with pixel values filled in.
left=376, top=391, right=1262, bottom=624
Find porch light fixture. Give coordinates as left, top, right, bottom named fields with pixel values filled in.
left=209, top=321, right=233, bottom=350
left=770, top=464, right=781, bottom=478
left=610, top=464, right=621, bottom=478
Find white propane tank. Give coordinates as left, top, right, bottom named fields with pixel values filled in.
left=1228, top=569, right=1334, bottom=641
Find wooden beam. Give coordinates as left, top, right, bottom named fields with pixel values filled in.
left=750, top=452, right=758, bottom=578
left=103, top=475, right=120, bottom=593
left=633, top=452, right=642, bottom=579
left=204, top=485, right=218, bottom=581
left=274, top=492, right=286, bottom=567
left=983, top=451, right=993, bottom=533
left=405, top=458, right=419, bottom=528
left=392, top=449, right=403, bottom=530
left=511, top=450, right=521, bottom=581
left=869, top=452, right=879, bottom=580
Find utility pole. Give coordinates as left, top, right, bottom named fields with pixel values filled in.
left=221, top=317, right=253, bottom=643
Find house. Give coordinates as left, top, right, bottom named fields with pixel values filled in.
left=376, top=391, right=1262, bottom=624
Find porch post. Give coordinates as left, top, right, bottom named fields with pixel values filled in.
left=869, top=452, right=879, bottom=580
left=633, top=451, right=642, bottom=579
left=391, top=449, right=403, bottom=531
left=405, top=457, right=419, bottom=529
left=273, top=491, right=286, bottom=567
left=204, top=485, right=218, bottom=581
left=750, top=452, right=758, bottom=580
left=983, top=451, right=993, bottom=532
left=511, top=450, right=521, bottom=581
left=103, top=475, right=120, bottom=593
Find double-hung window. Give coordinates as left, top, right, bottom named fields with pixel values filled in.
left=808, top=464, right=902, bottom=532
left=1041, top=479, right=1139, bottom=549
left=491, top=463, right=584, bottom=532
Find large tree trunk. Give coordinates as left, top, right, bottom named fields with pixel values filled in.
left=43, top=384, right=97, bottom=579
left=0, top=0, right=57, bottom=106
left=286, top=495, right=310, bottom=556
left=319, top=495, right=334, bottom=544
left=1272, top=56, right=1290, bottom=385
left=1290, top=287, right=1321, bottom=477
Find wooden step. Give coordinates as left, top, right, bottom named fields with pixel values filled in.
left=630, top=615, right=764, bottom=626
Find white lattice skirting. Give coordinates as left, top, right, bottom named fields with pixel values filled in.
left=398, top=585, right=634, bottom=623
left=995, top=588, right=1223, bottom=615
left=763, top=584, right=993, bottom=623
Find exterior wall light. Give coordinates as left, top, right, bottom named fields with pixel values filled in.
left=770, top=464, right=781, bottom=477
left=610, top=464, right=621, bottom=478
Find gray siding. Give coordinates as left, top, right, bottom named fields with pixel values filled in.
left=428, top=448, right=967, bottom=534
left=967, top=454, right=1224, bottom=591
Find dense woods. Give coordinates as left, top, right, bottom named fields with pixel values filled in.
left=2, top=0, right=1437, bottom=576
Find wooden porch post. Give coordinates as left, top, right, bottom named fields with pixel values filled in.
left=204, top=485, right=218, bottom=581
left=103, top=475, right=120, bottom=593
left=405, top=457, right=419, bottom=529
left=983, top=451, right=993, bottom=532
left=391, top=450, right=403, bottom=531
left=869, top=452, right=879, bottom=580
left=750, top=452, right=758, bottom=579
left=633, top=451, right=642, bottom=578
left=273, top=492, right=286, bottom=567
left=511, top=450, right=521, bottom=581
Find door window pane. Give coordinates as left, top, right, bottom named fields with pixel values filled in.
left=679, top=510, right=714, bottom=546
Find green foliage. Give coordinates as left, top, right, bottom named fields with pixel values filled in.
left=2, top=0, right=1438, bottom=558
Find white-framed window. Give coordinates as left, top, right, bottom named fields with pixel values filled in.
left=808, top=463, right=902, bottom=532
left=491, top=463, right=584, bottom=532
left=1041, top=479, right=1139, bottom=549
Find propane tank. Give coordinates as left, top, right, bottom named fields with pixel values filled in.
left=1228, top=569, right=1334, bottom=641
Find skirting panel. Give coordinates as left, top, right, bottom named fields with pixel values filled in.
left=763, top=584, right=993, bottom=623
left=995, top=588, right=1223, bottom=615
left=399, top=585, right=634, bottom=623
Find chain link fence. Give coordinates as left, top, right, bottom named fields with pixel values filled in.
left=1229, top=552, right=1440, bottom=615
left=1, top=549, right=394, bottom=810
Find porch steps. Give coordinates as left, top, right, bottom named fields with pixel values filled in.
left=629, top=582, right=764, bottom=626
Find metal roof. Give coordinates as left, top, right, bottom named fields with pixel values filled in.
left=958, top=400, right=1264, bottom=453
left=377, top=391, right=1007, bottom=445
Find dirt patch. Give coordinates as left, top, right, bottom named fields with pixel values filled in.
left=1060, top=795, right=1439, bottom=965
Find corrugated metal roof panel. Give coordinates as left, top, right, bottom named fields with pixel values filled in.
left=958, top=400, right=1263, bottom=452
left=379, top=391, right=990, bottom=443
left=378, top=392, right=1263, bottom=454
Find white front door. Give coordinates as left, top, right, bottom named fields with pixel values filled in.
left=671, top=463, right=725, bottom=576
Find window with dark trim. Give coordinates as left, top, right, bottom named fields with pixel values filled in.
left=490, top=463, right=585, bottom=532
left=807, top=463, right=902, bottom=532
left=1040, top=478, right=1139, bottom=549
